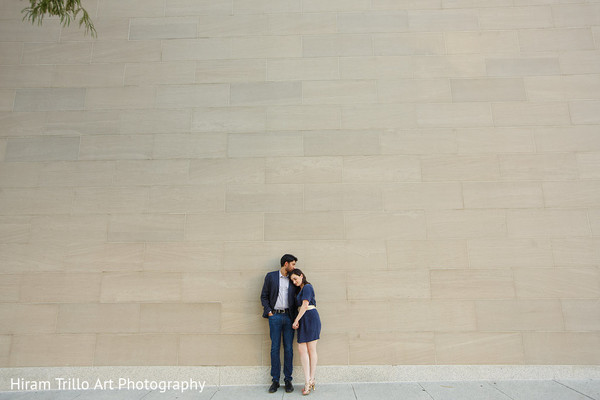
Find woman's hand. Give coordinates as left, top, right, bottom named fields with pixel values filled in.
left=292, top=321, right=299, bottom=329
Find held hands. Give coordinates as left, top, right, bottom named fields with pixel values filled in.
left=292, top=321, right=299, bottom=329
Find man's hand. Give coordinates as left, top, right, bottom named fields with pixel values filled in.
left=268, top=312, right=273, bottom=317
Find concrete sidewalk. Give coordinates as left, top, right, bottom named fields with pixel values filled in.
left=1, top=380, right=599, bottom=400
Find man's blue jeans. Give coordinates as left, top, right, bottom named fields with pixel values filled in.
left=268, top=313, right=294, bottom=382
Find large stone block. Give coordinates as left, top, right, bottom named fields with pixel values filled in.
left=486, top=56, right=560, bottom=77
left=562, top=300, right=600, bottom=331
left=22, top=42, right=92, bottom=65
left=79, top=135, right=153, bottom=160
left=303, top=34, right=373, bottom=57
left=345, top=211, right=427, bottom=240
left=92, top=40, right=162, bottom=63
left=101, top=272, right=182, bottom=303
left=475, top=300, right=564, bottom=331
left=144, top=242, right=223, bottom=272
left=551, top=238, right=600, bottom=268
left=421, top=155, right=499, bottom=182
left=149, top=185, right=225, bottom=213
left=409, top=9, right=479, bottom=31
left=435, top=332, right=524, bottom=364
left=95, top=334, right=178, bottom=366
left=154, top=133, right=227, bottom=159
left=114, top=160, right=189, bottom=186
left=0, top=162, right=40, bottom=188
left=198, top=15, right=268, bottom=37
left=267, top=57, right=339, bottom=81
left=543, top=181, right=600, bottom=208
left=374, top=33, right=445, bottom=56
left=387, top=240, right=468, bottom=269
left=445, top=31, right=519, bottom=54
left=57, top=303, right=140, bottom=333
left=305, top=183, right=382, bottom=211
left=165, top=0, right=233, bottom=16
left=231, top=36, right=302, bottom=58
left=430, top=269, right=515, bottom=299
left=140, top=303, right=221, bottom=333
left=414, top=55, right=486, bottom=78
left=303, top=80, right=377, bottom=105
left=0, top=304, right=58, bottom=334
left=514, top=268, right=600, bottom=299
left=479, top=6, right=553, bottom=29
left=343, top=155, right=421, bottom=182
left=53, top=64, right=125, bottom=88
left=86, top=87, right=156, bottom=110
left=451, top=78, right=526, bottom=102
left=192, top=107, right=267, bottom=132
left=97, top=0, right=165, bottom=17
left=265, top=212, right=345, bottom=240
left=338, top=12, right=409, bottom=34
left=266, top=156, right=342, bottom=183
left=226, top=184, right=303, bottom=212
left=463, top=182, right=544, bottom=209
left=179, top=334, right=263, bottom=365
left=30, top=215, right=108, bottom=244
left=467, top=239, right=553, bottom=269
left=14, top=88, right=85, bottom=112
left=507, top=210, right=590, bottom=238
left=129, top=17, right=198, bottom=40
left=268, top=13, right=337, bottom=35
left=11, top=334, right=96, bottom=367
left=186, top=213, right=264, bottom=241
left=65, top=243, right=145, bottom=273
left=108, top=214, right=186, bottom=242
left=383, top=182, right=463, bottom=210
left=416, top=103, right=492, bottom=127
left=378, top=79, right=452, bottom=103
left=0, top=217, right=31, bottom=244
left=156, top=84, right=229, bottom=108
left=347, top=270, right=430, bottom=300
left=519, top=28, right=595, bottom=52
left=340, top=56, right=413, bottom=79
left=350, top=332, right=435, bottom=365
left=390, top=300, right=477, bottom=332
left=162, top=38, right=231, bottom=61
left=228, top=132, right=303, bottom=157
left=578, top=152, right=600, bottom=179
left=522, top=332, right=600, bottom=364
left=125, top=62, right=196, bottom=85
left=197, top=59, right=266, bottom=83
left=500, top=154, right=579, bottom=181
left=0, top=188, right=75, bottom=215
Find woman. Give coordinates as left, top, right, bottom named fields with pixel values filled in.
left=290, top=268, right=321, bottom=395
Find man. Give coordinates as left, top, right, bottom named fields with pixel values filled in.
left=260, top=254, right=298, bottom=393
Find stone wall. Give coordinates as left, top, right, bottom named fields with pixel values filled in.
left=0, top=0, right=599, bottom=367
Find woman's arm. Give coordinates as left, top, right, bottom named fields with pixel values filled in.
left=292, top=299, right=309, bottom=329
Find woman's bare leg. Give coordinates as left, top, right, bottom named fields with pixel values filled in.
left=297, top=342, right=310, bottom=387
left=307, top=340, right=318, bottom=385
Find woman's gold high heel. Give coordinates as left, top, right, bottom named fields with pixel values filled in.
left=310, top=379, right=316, bottom=391
left=302, top=382, right=311, bottom=395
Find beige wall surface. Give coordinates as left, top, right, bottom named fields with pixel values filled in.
left=0, top=0, right=599, bottom=368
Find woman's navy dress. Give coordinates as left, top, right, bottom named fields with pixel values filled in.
left=296, top=283, right=321, bottom=343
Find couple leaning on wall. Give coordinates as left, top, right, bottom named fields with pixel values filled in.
left=260, top=254, right=322, bottom=395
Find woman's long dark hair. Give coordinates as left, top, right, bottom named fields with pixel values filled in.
left=290, top=268, right=310, bottom=286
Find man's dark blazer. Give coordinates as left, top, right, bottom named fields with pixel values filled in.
left=260, top=270, right=298, bottom=320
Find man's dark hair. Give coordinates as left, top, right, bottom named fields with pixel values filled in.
left=280, top=254, right=298, bottom=267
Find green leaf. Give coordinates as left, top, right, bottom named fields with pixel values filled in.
left=22, top=0, right=97, bottom=37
